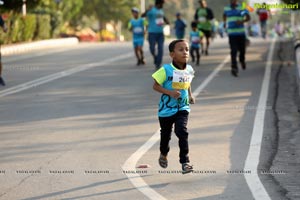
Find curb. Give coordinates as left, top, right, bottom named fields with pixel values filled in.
left=1, top=37, right=79, bottom=56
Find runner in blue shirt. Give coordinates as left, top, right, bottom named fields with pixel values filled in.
left=223, top=0, right=250, bottom=77
left=142, top=0, right=169, bottom=69
left=128, top=7, right=147, bottom=66
left=189, top=21, right=204, bottom=66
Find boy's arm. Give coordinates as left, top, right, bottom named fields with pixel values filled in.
left=128, top=21, right=132, bottom=32
left=199, top=32, right=204, bottom=43
left=188, top=86, right=195, bottom=104
left=153, top=80, right=181, bottom=99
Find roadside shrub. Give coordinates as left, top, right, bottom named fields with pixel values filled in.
left=35, top=14, right=51, bottom=40
left=21, top=14, right=37, bottom=41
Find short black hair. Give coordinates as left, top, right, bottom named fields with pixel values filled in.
left=169, top=39, right=185, bottom=52
left=191, top=21, right=198, bottom=28
left=155, top=0, right=164, bottom=5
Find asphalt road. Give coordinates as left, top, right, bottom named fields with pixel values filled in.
left=0, top=37, right=292, bottom=200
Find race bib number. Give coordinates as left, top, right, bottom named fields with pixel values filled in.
left=191, top=36, right=200, bottom=43
left=198, top=17, right=206, bottom=23
left=172, top=70, right=194, bottom=90
left=133, top=27, right=143, bottom=34
left=156, top=18, right=164, bottom=26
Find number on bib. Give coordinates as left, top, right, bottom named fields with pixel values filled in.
left=172, top=70, right=194, bottom=90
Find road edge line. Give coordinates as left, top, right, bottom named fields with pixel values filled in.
left=0, top=52, right=133, bottom=98
left=244, top=38, right=276, bottom=200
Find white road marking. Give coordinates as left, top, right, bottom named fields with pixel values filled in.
left=122, top=55, right=230, bottom=200
left=244, top=38, right=276, bottom=200
left=0, top=53, right=133, bottom=98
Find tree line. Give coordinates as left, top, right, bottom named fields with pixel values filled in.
left=1, top=0, right=293, bottom=44
left=0, top=0, right=138, bottom=43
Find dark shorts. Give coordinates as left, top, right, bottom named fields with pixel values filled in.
left=199, top=29, right=212, bottom=38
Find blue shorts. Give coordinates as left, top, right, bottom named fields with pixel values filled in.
left=133, top=39, right=144, bottom=48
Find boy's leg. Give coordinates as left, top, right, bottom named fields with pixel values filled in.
left=156, top=33, right=164, bottom=68
left=148, top=33, right=156, bottom=66
left=229, top=35, right=238, bottom=76
left=138, top=40, right=145, bottom=64
left=196, top=48, right=200, bottom=65
left=204, top=32, right=211, bottom=55
left=190, top=47, right=195, bottom=62
left=174, top=110, right=190, bottom=164
left=238, top=35, right=246, bottom=69
left=134, top=47, right=140, bottom=65
left=140, top=50, right=145, bottom=64
left=159, top=115, right=175, bottom=157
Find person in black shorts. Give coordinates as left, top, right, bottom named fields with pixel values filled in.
left=194, top=0, right=214, bottom=56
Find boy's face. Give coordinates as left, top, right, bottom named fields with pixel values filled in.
left=132, top=11, right=139, bottom=18
left=170, top=41, right=189, bottom=64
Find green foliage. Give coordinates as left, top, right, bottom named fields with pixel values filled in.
left=0, top=13, right=48, bottom=44
left=50, top=11, right=63, bottom=37
left=21, top=14, right=37, bottom=41
left=10, top=15, right=23, bottom=43
left=1, top=0, right=40, bottom=12
left=35, top=14, right=51, bottom=40
left=83, top=0, right=138, bottom=27
left=61, top=0, right=84, bottom=23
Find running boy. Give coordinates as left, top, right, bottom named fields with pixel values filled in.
left=128, top=7, right=147, bottom=65
left=152, top=39, right=195, bottom=174
left=190, top=21, right=204, bottom=66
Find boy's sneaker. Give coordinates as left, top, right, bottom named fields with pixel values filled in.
left=0, top=76, right=5, bottom=86
left=158, top=154, right=168, bottom=169
left=231, top=68, right=238, bottom=77
left=182, top=163, right=193, bottom=174
left=241, top=62, right=246, bottom=70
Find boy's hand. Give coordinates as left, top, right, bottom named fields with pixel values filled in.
left=189, top=95, right=196, bottom=104
left=169, top=90, right=181, bottom=99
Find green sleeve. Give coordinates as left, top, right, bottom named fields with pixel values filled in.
left=152, top=67, right=166, bottom=85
